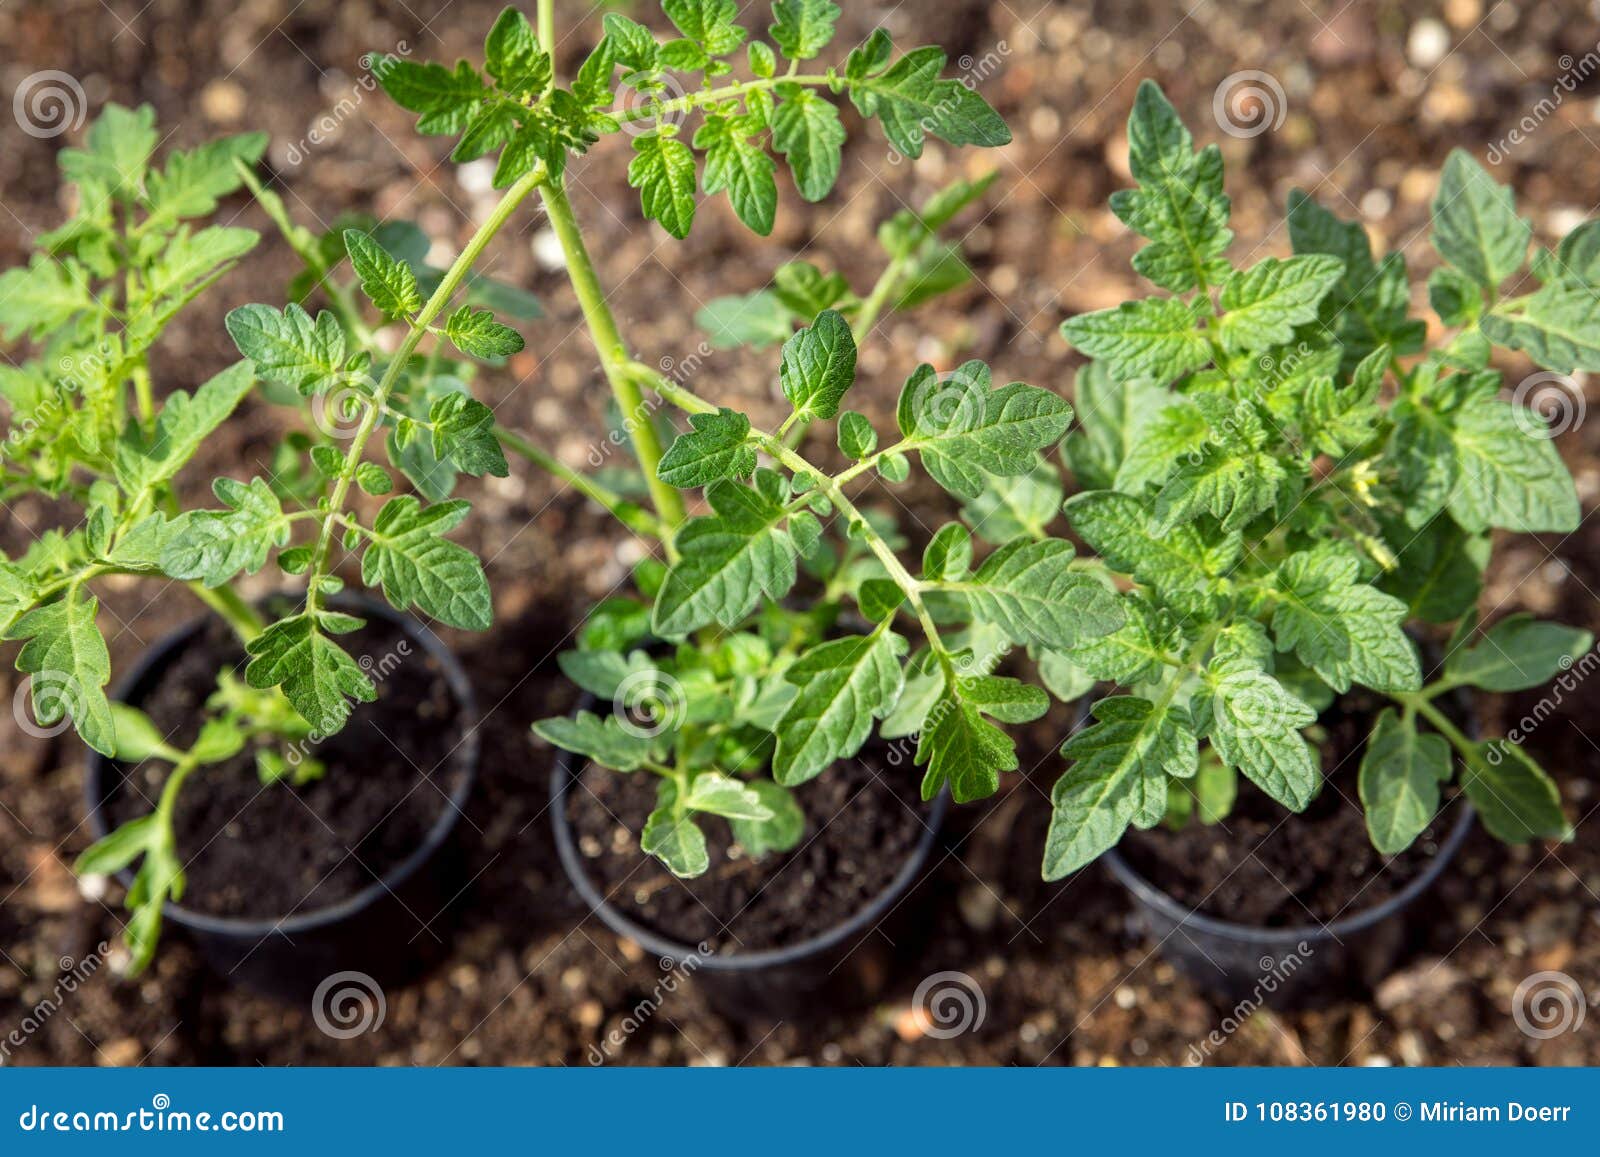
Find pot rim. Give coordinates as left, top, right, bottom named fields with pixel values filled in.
left=1101, top=798, right=1476, bottom=946
left=83, top=594, right=480, bottom=939
left=549, top=721, right=949, bottom=972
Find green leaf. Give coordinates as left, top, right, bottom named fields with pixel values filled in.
left=774, top=630, right=907, bottom=785
left=916, top=684, right=1017, bottom=803
left=653, top=472, right=801, bottom=634
left=1066, top=595, right=1179, bottom=686
left=1271, top=549, right=1420, bottom=693
left=896, top=362, right=1074, bottom=499
left=59, top=103, right=158, bottom=196
left=729, top=780, right=805, bottom=856
left=484, top=7, right=552, bottom=96
left=961, top=459, right=1063, bottom=544
left=161, top=477, right=289, bottom=587
left=1483, top=283, right=1600, bottom=372
left=1067, top=489, right=1233, bottom=594
left=75, top=814, right=159, bottom=876
left=695, top=114, right=778, bottom=235
left=1044, top=695, right=1197, bottom=879
left=443, top=304, right=524, bottom=359
left=6, top=592, right=115, bottom=757
left=1110, top=80, right=1232, bottom=293
left=771, top=261, right=853, bottom=316
left=533, top=710, right=655, bottom=772
left=244, top=611, right=377, bottom=733
left=226, top=302, right=348, bottom=395
left=1359, top=708, right=1451, bottom=855
left=1446, top=614, right=1593, bottom=692
left=629, top=133, right=699, bottom=239
left=114, top=362, right=256, bottom=494
left=377, top=57, right=489, bottom=135
left=1214, top=254, right=1345, bottom=354
left=0, top=257, right=95, bottom=341
left=1461, top=740, right=1570, bottom=843
left=1199, top=657, right=1319, bottom=810
left=557, top=648, right=654, bottom=698
left=748, top=41, right=778, bottom=78
left=1289, top=190, right=1424, bottom=368
left=1375, top=512, right=1486, bottom=623
left=1062, top=361, right=1175, bottom=492
left=642, top=791, right=711, bottom=878
left=772, top=89, right=845, bottom=201
left=770, top=0, right=839, bottom=59
left=662, top=0, right=747, bottom=55
left=849, top=46, right=1010, bottom=158
left=429, top=393, right=510, bottom=478
left=1431, top=149, right=1530, bottom=289
left=696, top=290, right=797, bottom=349
left=657, top=407, right=755, bottom=488
left=142, top=226, right=259, bottom=303
left=837, top=410, right=878, bottom=459
left=361, top=496, right=492, bottom=631
left=952, top=538, right=1124, bottom=650
left=1059, top=296, right=1209, bottom=385
left=684, top=772, right=774, bottom=820
left=922, top=522, right=972, bottom=581
left=856, top=578, right=905, bottom=622
left=1446, top=397, right=1580, bottom=533
left=144, top=131, right=268, bottom=222
left=344, top=228, right=423, bottom=316
left=959, top=674, right=1049, bottom=723
left=779, top=308, right=856, bottom=420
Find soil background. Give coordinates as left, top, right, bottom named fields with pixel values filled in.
left=2, top=0, right=1598, bottom=1066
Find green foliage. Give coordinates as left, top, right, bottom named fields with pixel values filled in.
left=1045, top=81, right=1588, bottom=878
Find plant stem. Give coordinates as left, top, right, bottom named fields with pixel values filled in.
left=187, top=582, right=265, bottom=642
left=539, top=177, right=687, bottom=551
left=537, top=0, right=555, bottom=56
left=305, top=167, right=547, bottom=611
left=612, top=74, right=836, bottom=125
left=498, top=428, right=665, bottom=540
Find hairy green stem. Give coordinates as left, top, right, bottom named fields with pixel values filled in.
left=305, top=167, right=547, bottom=611
left=537, top=0, right=555, bottom=57
left=539, top=178, right=687, bottom=550
left=612, top=74, right=835, bottom=126
left=498, top=428, right=664, bottom=540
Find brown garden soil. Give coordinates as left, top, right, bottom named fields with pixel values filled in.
left=3, top=0, right=1599, bottom=1067
left=1121, top=695, right=1454, bottom=926
left=100, top=611, right=467, bottom=920
left=567, top=748, right=929, bottom=952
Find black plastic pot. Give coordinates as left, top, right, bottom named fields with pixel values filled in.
left=551, top=735, right=949, bottom=1022
left=85, top=597, right=479, bottom=1003
left=1098, top=691, right=1477, bottom=1009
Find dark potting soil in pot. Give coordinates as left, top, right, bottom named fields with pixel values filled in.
left=1119, top=691, right=1458, bottom=927
left=104, top=613, right=466, bottom=920
left=568, top=747, right=928, bottom=953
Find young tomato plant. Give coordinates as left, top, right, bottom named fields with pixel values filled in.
left=1042, top=81, right=1592, bottom=878
left=337, top=3, right=1057, bottom=877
